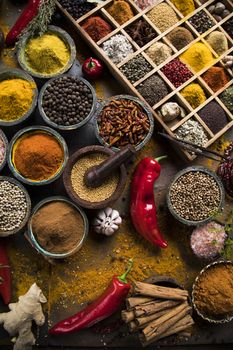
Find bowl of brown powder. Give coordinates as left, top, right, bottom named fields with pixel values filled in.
left=27, top=196, right=89, bottom=259
left=192, top=260, right=233, bottom=323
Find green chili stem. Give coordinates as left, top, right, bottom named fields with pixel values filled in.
left=155, top=155, right=167, bottom=163
left=118, top=259, right=133, bottom=283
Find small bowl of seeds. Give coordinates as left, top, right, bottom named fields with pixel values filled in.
left=38, top=75, right=96, bottom=130
left=63, top=145, right=127, bottom=209
left=0, top=129, right=8, bottom=172
left=0, top=176, right=31, bottom=237
left=94, top=95, right=154, bottom=151
left=167, top=166, right=225, bottom=226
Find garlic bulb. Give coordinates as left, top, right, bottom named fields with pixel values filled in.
left=92, top=207, right=122, bottom=236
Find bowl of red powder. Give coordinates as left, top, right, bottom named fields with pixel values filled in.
left=8, top=125, right=69, bottom=186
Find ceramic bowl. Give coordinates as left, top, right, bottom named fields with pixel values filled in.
left=0, top=69, right=38, bottom=127
left=63, top=145, right=127, bottom=209
left=93, top=94, right=154, bottom=152
left=167, top=166, right=225, bottom=226
left=0, top=176, right=31, bottom=237
left=192, top=260, right=233, bottom=323
left=0, top=129, right=8, bottom=172
left=27, top=196, right=89, bottom=259
left=17, top=25, right=76, bottom=79
left=8, top=125, right=69, bottom=186
left=38, top=76, right=97, bottom=131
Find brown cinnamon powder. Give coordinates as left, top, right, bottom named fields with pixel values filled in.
left=32, top=201, right=84, bottom=254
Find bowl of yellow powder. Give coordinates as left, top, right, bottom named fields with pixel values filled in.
left=0, top=68, right=38, bottom=126
left=8, top=126, right=69, bottom=186
left=17, top=25, right=76, bottom=79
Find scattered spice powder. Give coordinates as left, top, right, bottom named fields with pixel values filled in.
left=145, top=42, right=172, bottom=66
left=180, top=83, right=206, bottom=109
left=13, top=132, right=64, bottom=181
left=202, top=66, right=229, bottom=92
left=147, top=3, right=179, bottom=33
left=71, top=153, right=119, bottom=202
left=193, top=263, right=233, bottom=317
left=32, top=201, right=84, bottom=254
left=81, top=16, right=112, bottom=42
left=179, top=42, right=214, bottom=73
left=161, top=59, right=193, bottom=88
left=107, top=0, right=134, bottom=25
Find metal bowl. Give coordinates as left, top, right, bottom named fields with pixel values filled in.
left=8, top=126, right=69, bottom=186
left=167, top=166, right=225, bottom=226
left=192, top=260, right=233, bottom=323
left=38, top=76, right=97, bottom=131
left=93, top=94, right=154, bottom=152
left=26, top=196, right=89, bottom=259
left=0, top=69, right=38, bottom=127
left=0, top=129, right=8, bottom=172
left=17, top=25, right=76, bottom=79
left=0, top=176, right=31, bottom=237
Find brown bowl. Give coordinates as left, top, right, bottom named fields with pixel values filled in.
left=63, top=145, right=127, bottom=209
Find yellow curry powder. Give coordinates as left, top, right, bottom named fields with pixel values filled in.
left=0, top=78, right=35, bottom=121
left=25, top=33, right=70, bottom=75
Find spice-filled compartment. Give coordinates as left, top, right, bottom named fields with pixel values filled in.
left=205, top=0, right=233, bottom=23
left=104, top=0, right=139, bottom=26
left=80, top=12, right=116, bottom=43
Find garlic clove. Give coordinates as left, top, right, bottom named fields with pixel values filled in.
left=111, top=224, right=119, bottom=230
left=114, top=216, right=122, bottom=225
left=104, top=207, right=112, bottom=217
left=97, top=210, right=107, bottom=221
left=92, top=218, right=103, bottom=226
left=104, top=227, right=115, bottom=236
left=95, top=226, right=103, bottom=233
left=111, top=209, right=120, bottom=220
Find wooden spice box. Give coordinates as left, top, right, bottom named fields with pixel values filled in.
left=57, top=0, right=233, bottom=160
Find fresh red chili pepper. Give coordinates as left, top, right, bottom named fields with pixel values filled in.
left=130, top=156, right=168, bottom=249
left=0, top=241, right=11, bottom=304
left=49, top=259, right=133, bottom=334
left=5, top=0, right=41, bottom=46
left=82, top=57, right=104, bottom=80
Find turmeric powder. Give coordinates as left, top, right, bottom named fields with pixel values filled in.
left=0, top=78, right=35, bottom=121
left=181, top=83, right=206, bottom=109
left=107, top=0, right=134, bottom=25
left=170, top=0, right=195, bottom=16
left=180, top=43, right=214, bottom=73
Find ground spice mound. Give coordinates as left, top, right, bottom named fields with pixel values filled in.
left=180, top=43, right=214, bottom=73
left=147, top=3, right=178, bottom=33
left=193, top=264, right=233, bottom=317
left=198, top=101, right=228, bottom=134
left=107, top=0, right=134, bottom=25
left=81, top=16, right=112, bottom=42
left=170, top=0, right=195, bottom=16
left=32, top=201, right=84, bottom=254
left=202, top=67, right=229, bottom=92
left=145, top=42, right=172, bottom=66
left=166, top=27, right=194, bottom=50
left=180, top=83, right=206, bottom=109
left=206, top=31, right=228, bottom=55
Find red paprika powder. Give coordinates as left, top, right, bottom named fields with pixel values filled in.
left=202, top=67, right=229, bottom=93
left=82, top=16, right=112, bottom=42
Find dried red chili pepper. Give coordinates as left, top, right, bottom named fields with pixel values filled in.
left=0, top=242, right=11, bottom=304
left=130, top=156, right=168, bottom=249
left=49, top=259, right=133, bottom=334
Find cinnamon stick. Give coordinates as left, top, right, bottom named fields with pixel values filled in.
left=126, top=296, right=154, bottom=309
left=134, top=300, right=180, bottom=317
left=129, top=321, right=137, bottom=333
left=121, top=310, right=134, bottom=323
left=135, top=308, right=177, bottom=327
left=133, top=281, right=188, bottom=301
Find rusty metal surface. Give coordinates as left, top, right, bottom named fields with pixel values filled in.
left=0, top=0, right=233, bottom=348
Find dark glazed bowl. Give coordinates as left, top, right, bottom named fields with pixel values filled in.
left=192, top=260, right=233, bottom=323
left=0, top=69, right=38, bottom=127
left=63, top=145, right=127, bottom=209
left=17, top=25, right=76, bottom=79
left=167, top=166, right=225, bottom=226
left=0, top=176, right=31, bottom=237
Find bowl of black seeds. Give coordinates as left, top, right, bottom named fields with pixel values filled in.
left=38, top=75, right=96, bottom=130
left=167, top=166, right=225, bottom=226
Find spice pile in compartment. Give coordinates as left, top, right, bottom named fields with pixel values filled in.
left=161, top=59, right=193, bottom=88
left=24, top=32, right=70, bottom=75
left=188, top=10, right=214, bottom=34
left=42, top=76, right=93, bottom=126
left=166, top=27, right=194, bottom=50
left=0, top=78, right=36, bottom=121
left=32, top=201, right=85, bottom=254
left=175, top=119, right=209, bottom=146
left=170, top=0, right=195, bottom=16
left=158, top=102, right=186, bottom=122
left=13, top=132, right=64, bottom=181
left=97, top=98, right=150, bottom=147
left=206, top=31, right=228, bottom=55
left=179, top=42, right=214, bottom=73
left=190, top=221, right=227, bottom=260
left=198, top=101, right=228, bottom=134
left=202, top=66, right=229, bottom=92
left=137, top=75, right=169, bottom=106
left=71, top=153, right=119, bottom=202
left=0, top=133, right=6, bottom=167
left=107, top=0, right=134, bottom=25
left=220, top=86, right=233, bottom=113
left=125, top=19, right=157, bottom=47
left=145, top=42, right=172, bottom=66
left=217, top=141, right=233, bottom=197
left=59, top=0, right=95, bottom=20
left=147, top=3, right=179, bottom=33
left=81, top=16, right=112, bottom=42
left=169, top=171, right=221, bottom=221
left=180, top=83, right=207, bottom=109
left=223, top=18, right=233, bottom=38
left=207, top=2, right=231, bottom=22
left=133, top=0, right=159, bottom=10
left=102, top=34, right=134, bottom=64
left=193, top=263, right=233, bottom=318
left=120, top=55, right=153, bottom=83
left=0, top=180, right=28, bottom=234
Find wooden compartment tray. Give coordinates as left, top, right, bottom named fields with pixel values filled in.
left=57, top=0, right=233, bottom=160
